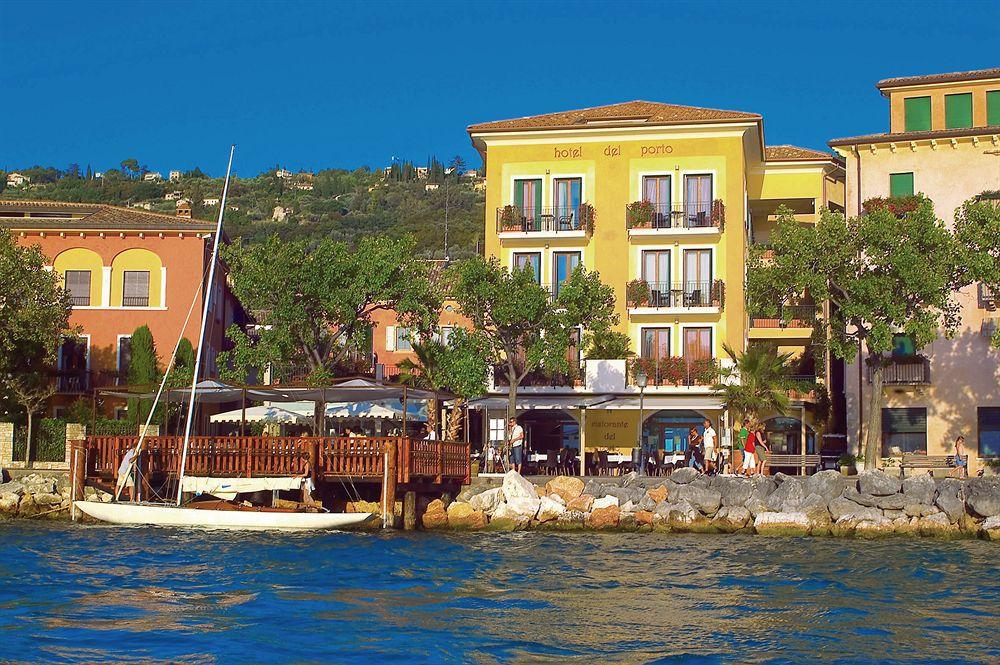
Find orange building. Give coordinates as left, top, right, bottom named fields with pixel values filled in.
left=1, top=200, right=247, bottom=416
left=368, top=300, right=471, bottom=380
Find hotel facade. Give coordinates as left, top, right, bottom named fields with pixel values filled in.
left=467, top=101, right=845, bottom=465
left=829, top=68, right=1000, bottom=473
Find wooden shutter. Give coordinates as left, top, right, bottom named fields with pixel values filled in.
left=385, top=325, right=396, bottom=351
left=989, top=91, right=1000, bottom=126
left=513, top=180, right=524, bottom=209
left=65, top=270, right=91, bottom=304
left=889, top=173, right=914, bottom=198
left=945, top=93, right=973, bottom=129
left=881, top=408, right=926, bottom=433
left=904, top=97, right=931, bottom=132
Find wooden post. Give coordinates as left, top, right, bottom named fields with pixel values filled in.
left=579, top=407, right=587, bottom=477
left=382, top=438, right=398, bottom=529
left=401, top=386, right=408, bottom=437
left=70, top=440, right=86, bottom=520
left=800, top=405, right=807, bottom=476
left=240, top=388, right=247, bottom=437
left=403, top=490, right=417, bottom=530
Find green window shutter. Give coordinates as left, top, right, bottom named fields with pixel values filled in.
left=533, top=179, right=542, bottom=214
left=513, top=180, right=524, bottom=209
left=904, top=96, right=931, bottom=132
left=889, top=172, right=914, bottom=198
left=988, top=91, right=1000, bottom=126
left=945, top=93, right=973, bottom=129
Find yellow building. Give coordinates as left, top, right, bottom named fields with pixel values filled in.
left=829, top=68, right=1000, bottom=473
left=467, top=101, right=844, bottom=471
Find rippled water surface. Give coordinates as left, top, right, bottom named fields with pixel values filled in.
left=1, top=522, right=998, bottom=664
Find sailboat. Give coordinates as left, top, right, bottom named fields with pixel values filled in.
left=75, top=146, right=371, bottom=531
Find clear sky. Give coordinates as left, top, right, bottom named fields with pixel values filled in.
left=2, top=1, right=998, bottom=177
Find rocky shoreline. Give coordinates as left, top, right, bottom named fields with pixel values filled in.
left=427, top=469, right=1000, bottom=540
left=0, top=473, right=111, bottom=520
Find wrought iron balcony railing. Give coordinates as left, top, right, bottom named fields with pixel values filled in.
left=869, top=356, right=931, bottom=385
left=626, top=280, right=725, bottom=309
left=122, top=295, right=150, bottom=307
left=625, top=200, right=725, bottom=230
left=496, top=205, right=594, bottom=234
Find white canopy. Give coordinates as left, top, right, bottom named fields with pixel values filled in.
left=209, top=405, right=311, bottom=425
left=209, top=399, right=428, bottom=424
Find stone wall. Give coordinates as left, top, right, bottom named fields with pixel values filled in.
left=424, top=469, right=1000, bottom=541
left=0, top=472, right=110, bottom=520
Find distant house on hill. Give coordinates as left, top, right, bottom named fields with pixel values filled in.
left=175, top=200, right=192, bottom=218
left=168, top=170, right=181, bottom=182
left=142, top=172, right=163, bottom=182
left=275, top=168, right=293, bottom=179
left=463, top=170, right=479, bottom=179
left=164, top=191, right=184, bottom=201
left=425, top=183, right=440, bottom=192
left=203, top=197, right=221, bottom=206
left=6, top=172, right=30, bottom=187
left=415, top=167, right=429, bottom=179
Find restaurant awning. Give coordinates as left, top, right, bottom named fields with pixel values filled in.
left=467, top=394, right=723, bottom=412
left=209, top=405, right=311, bottom=424
left=585, top=395, right=725, bottom=411
left=101, top=378, right=445, bottom=404
left=209, top=399, right=429, bottom=424
left=467, top=394, right=617, bottom=410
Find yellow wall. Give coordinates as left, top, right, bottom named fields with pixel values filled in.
left=109, top=248, right=163, bottom=308
left=53, top=248, right=103, bottom=305
left=887, top=79, right=1000, bottom=133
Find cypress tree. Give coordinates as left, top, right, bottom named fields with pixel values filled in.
left=126, top=325, right=159, bottom=425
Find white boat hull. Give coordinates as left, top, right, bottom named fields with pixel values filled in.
left=75, top=501, right=373, bottom=531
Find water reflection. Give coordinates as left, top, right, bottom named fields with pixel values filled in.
left=0, top=522, right=997, bottom=664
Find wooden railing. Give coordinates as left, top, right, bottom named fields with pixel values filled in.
left=83, top=435, right=470, bottom=485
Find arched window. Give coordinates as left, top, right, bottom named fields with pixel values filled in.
left=53, top=248, right=104, bottom=307
left=110, top=249, right=164, bottom=308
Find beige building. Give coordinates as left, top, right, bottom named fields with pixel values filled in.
left=830, top=68, right=1000, bottom=472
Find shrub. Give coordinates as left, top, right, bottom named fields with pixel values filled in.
left=626, top=279, right=651, bottom=307
left=626, top=200, right=654, bottom=229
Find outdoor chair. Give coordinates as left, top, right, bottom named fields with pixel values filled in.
left=540, top=450, right=560, bottom=476
left=596, top=450, right=615, bottom=476
left=559, top=448, right=576, bottom=475
left=684, top=289, right=703, bottom=307
left=558, top=212, right=576, bottom=231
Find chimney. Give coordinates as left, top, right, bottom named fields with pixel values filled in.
left=176, top=200, right=192, bottom=219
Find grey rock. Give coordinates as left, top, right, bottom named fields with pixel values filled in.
left=804, top=470, right=845, bottom=504
left=557, top=510, right=585, bottom=524
left=0, top=481, right=26, bottom=498
left=876, top=493, right=907, bottom=511
left=842, top=487, right=878, bottom=507
left=744, top=497, right=768, bottom=518
left=799, top=493, right=831, bottom=525
left=903, top=503, right=937, bottom=518
left=883, top=509, right=905, bottom=520
left=637, top=495, right=657, bottom=512
left=858, top=470, right=901, bottom=497
left=901, top=475, right=935, bottom=505
left=965, top=477, right=1000, bottom=518
left=765, top=478, right=804, bottom=512
left=754, top=511, right=811, bottom=534
left=671, top=467, right=699, bottom=484
left=829, top=496, right=881, bottom=522
left=620, top=500, right=635, bottom=514
left=691, top=475, right=712, bottom=489
left=583, top=479, right=605, bottom=497
left=675, top=484, right=722, bottom=516
left=665, top=499, right=700, bottom=524
left=716, top=478, right=753, bottom=507
left=935, top=492, right=965, bottom=523
left=749, top=476, right=777, bottom=498
left=621, top=471, right=641, bottom=487
left=714, top=505, right=751, bottom=529
left=469, top=487, right=504, bottom=515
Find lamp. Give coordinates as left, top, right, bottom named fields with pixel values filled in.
left=636, top=371, right=648, bottom=472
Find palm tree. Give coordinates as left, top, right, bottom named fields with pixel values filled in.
left=712, top=343, right=801, bottom=426
left=396, top=340, right=446, bottom=436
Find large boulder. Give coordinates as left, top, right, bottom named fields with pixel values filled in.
left=536, top=496, right=566, bottom=523
left=583, top=479, right=606, bottom=497
left=744, top=497, right=768, bottom=518
left=935, top=491, right=965, bottom=523
left=587, top=505, right=620, bottom=529
left=592, top=495, right=619, bottom=510
left=675, top=484, right=721, bottom=516
left=842, top=487, right=878, bottom=507
left=556, top=510, right=586, bottom=527
left=0, top=481, right=26, bottom=499
left=566, top=494, right=594, bottom=513
left=857, top=470, right=901, bottom=497
left=637, top=494, right=657, bottom=512
left=422, top=499, right=449, bottom=529
left=917, top=512, right=962, bottom=538
left=671, top=467, right=699, bottom=484
left=447, top=502, right=487, bottom=530
left=799, top=493, right=831, bottom=529
left=875, top=493, right=907, bottom=511
left=715, top=477, right=753, bottom=507
left=965, top=477, right=1000, bottom=518
left=765, top=478, right=804, bottom=512
left=980, top=515, right=1000, bottom=541
left=904, top=502, right=938, bottom=518
left=469, top=487, right=505, bottom=515
left=489, top=503, right=531, bottom=530
left=545, top=476, right=585, bottom=503
left=852, top=515, right=896, bottom=538
left=501, top=471, right=541, bottom=519
left=634, top=510, right=655, bottom=526
left=901, top=475, right=936, bottom=505
left=754, top=512, right=810, bottom=536
left=828, top=496, right=881, bottom=522
left=646, top=485, right=669, bottom=503
left=803, top=470, right=846, bottom=504
left=713, top=506, right=751, bottom=531
left=0, top=493, right=20, bottom=516
left=662, top=500, right=701, bottom=527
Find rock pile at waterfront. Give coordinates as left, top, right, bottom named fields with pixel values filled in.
left=427, top=469, right=1000, bottom=540
left=0, top=473, right=110, bottom=519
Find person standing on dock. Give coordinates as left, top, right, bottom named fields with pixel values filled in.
left=508, top=418, right=524, bottom=474
left=115, top=447, right=137, bottom=501
left=702, top=419, right=717, bottom=475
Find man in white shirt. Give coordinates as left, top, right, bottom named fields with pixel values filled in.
left=702, top=419, right=717, bottom=475
left=423, top=423, right=437, bottom=440
left=508, top=418, right=525, bottom=473
left=115, top=447, right=137, bottom=501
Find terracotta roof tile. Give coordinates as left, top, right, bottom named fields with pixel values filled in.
left=828, top=124, right=1000, bottom=147
left=877, top=68, right=1000, bottom=91
left=468, top=100, right=760, bottom=132
left=0, top=200, right=216, bottom=231
left=764, top=145, right=840, bottom=162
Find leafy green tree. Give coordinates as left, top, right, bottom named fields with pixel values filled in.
left=583, top=330, right=633, bottom=359
left=747, top=199, right=1000, bottom=469
left=450, top=257, right=617, bottom=419
left=126, top=325, right=159, bottom=425
left=712, top=343, right=800, bottom=425
left=449, top=155, right=467, bottom=178
left=120, top=158, right=139, bottom=179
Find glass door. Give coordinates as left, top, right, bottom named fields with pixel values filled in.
left=552, top=252, right=581, bottom=296
left=553, top=178, right=582, bottom=230
left=513, top=178, right=542, bottom=230
left=683, top=249, right=711, bottom=306
left=684, top=174, right=712, bottom=227
left=513, top=252, right=541, bottom=284
left=642, top=175, right=671, bottom=228
left=641, top=250, right=671, bottom=306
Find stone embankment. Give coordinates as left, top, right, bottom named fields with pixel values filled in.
left=424, top=469, right=1000, bottom=540
left=0, top=473, right=110, bottom=520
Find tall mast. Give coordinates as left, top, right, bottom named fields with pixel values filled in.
left=175, top=145, right=236, bottom=505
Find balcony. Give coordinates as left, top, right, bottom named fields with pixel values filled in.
left=626, top=279, right=725, bottom=313
left=496, top=205, right=594, bottom=237
left=68, top=295, right=91, bottom=307
left=493, top=362, right=584, bottom=388
left=626, top=200, right=725, bottom=234
left=750, top=305, right=818, bottom=329
left=869, top=356, right=931, bottom=386
left=627, top=357, right=721, bottom=388
left=122, top=295, right=150, bottom=307
left=52, top=370, right=123, bottom=394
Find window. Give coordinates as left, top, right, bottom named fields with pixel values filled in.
left=122, top=270, right=150, bottom=307
left=683, top=249, right=712, bottom=306
left=683, top=327, right=712, bottom=360
left=553, top=178, right=582, bottom=230
left=889, top=172, right=914, bottom=198
left=117, top=336, right=132, bottom=377
left=513, top=178, right=542, bottom=227
left=882, top=407, right=927, bottom=456
left=433, top=326, right=454, bottom=345
left=57, top=337, right=89, bottom=392
left=552, top=251, right=580, bottom=296
left=489, top=418, right=507, bottom=445
left=641, top=328, right=670, bottom=360
left=64, top=270, right=91, bottom=306
left=513, top=252, right=541, bottom=284
left=394, top=327, right=413, bottom=352
left=904, top=96, right=931, bottom=132
left=988, top=91, right=1000, bottom=127
left=641, top=250, right=671, bottom=306
left=683, top=174, right=713, bottom=227
left=944, top=92, right=973, bottom=129
left=979, top=407, right=1000, bottom=457
left=642, top=175, right=671, bottom=227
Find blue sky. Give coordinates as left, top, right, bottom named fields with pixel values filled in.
left=2, top=1, right=997, bottom=177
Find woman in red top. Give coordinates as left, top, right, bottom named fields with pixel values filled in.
left=741, top=426, right=757, bottom=476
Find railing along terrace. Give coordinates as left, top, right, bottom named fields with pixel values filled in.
left=494, top=362, right=584, bottom=388
left=750, top=305, right=818, bottom=328
left=52, top=369, right=123, bottom=393
left=627, top=357, right=721, bottom=387
left=122, top=295, right=150, bottom=307
left=869, top=357, right=931, bottom=385
left=626, top=200, right=725, bottom=230
left=627, top=280, right=724, bottom=309
left=68, top=295, right=91, bottom=306
left=496, top=205, right=594, bottom=233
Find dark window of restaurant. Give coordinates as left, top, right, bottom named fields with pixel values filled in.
left=978, top=407, right=1000, bottom=457
left=882, top=407, right=927, bottom=456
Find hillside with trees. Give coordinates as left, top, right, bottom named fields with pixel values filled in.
left=0, top=156, right=485, bottom=260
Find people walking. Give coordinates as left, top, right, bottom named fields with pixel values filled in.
left=508, top=417, right=525, bottom=474
left=741, top=423, right=757, bottom=476
left=688, top=427, right=705, bottom=473
left=702, top=419, right=717, bottom=475
left=755, top=424, right=770, bottom=475
left=951, top=435, right=968, bottom=479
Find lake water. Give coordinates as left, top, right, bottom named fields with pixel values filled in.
left=1, top=522, right=997, bottom=664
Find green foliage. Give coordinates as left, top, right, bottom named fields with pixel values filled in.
left=126, top=325, right=159, bottom=425
left=219, top=235, right=441, bottom=387
left=626, top=279, right=650, bottom=307
left=954, top=198, right=1000, bottom=346
left=583, top=330, right=633, bottom=359
left=712, top=343, right=800, bottom=423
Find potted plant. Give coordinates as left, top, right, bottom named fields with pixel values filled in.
left=711, top=199, right=726, bottom=230
left=499, top=204, right=520, bottom=231
left=711, top=279, right=726, bottom=309
left=578, top=202, right=596, bottom=234
left=626, top=200, right=654, bottom=229
left=837, top=453, right=855, bottom=476
left=626, top=279, right=651, bottom=308
left=853, top=453, right=865, bottom=474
